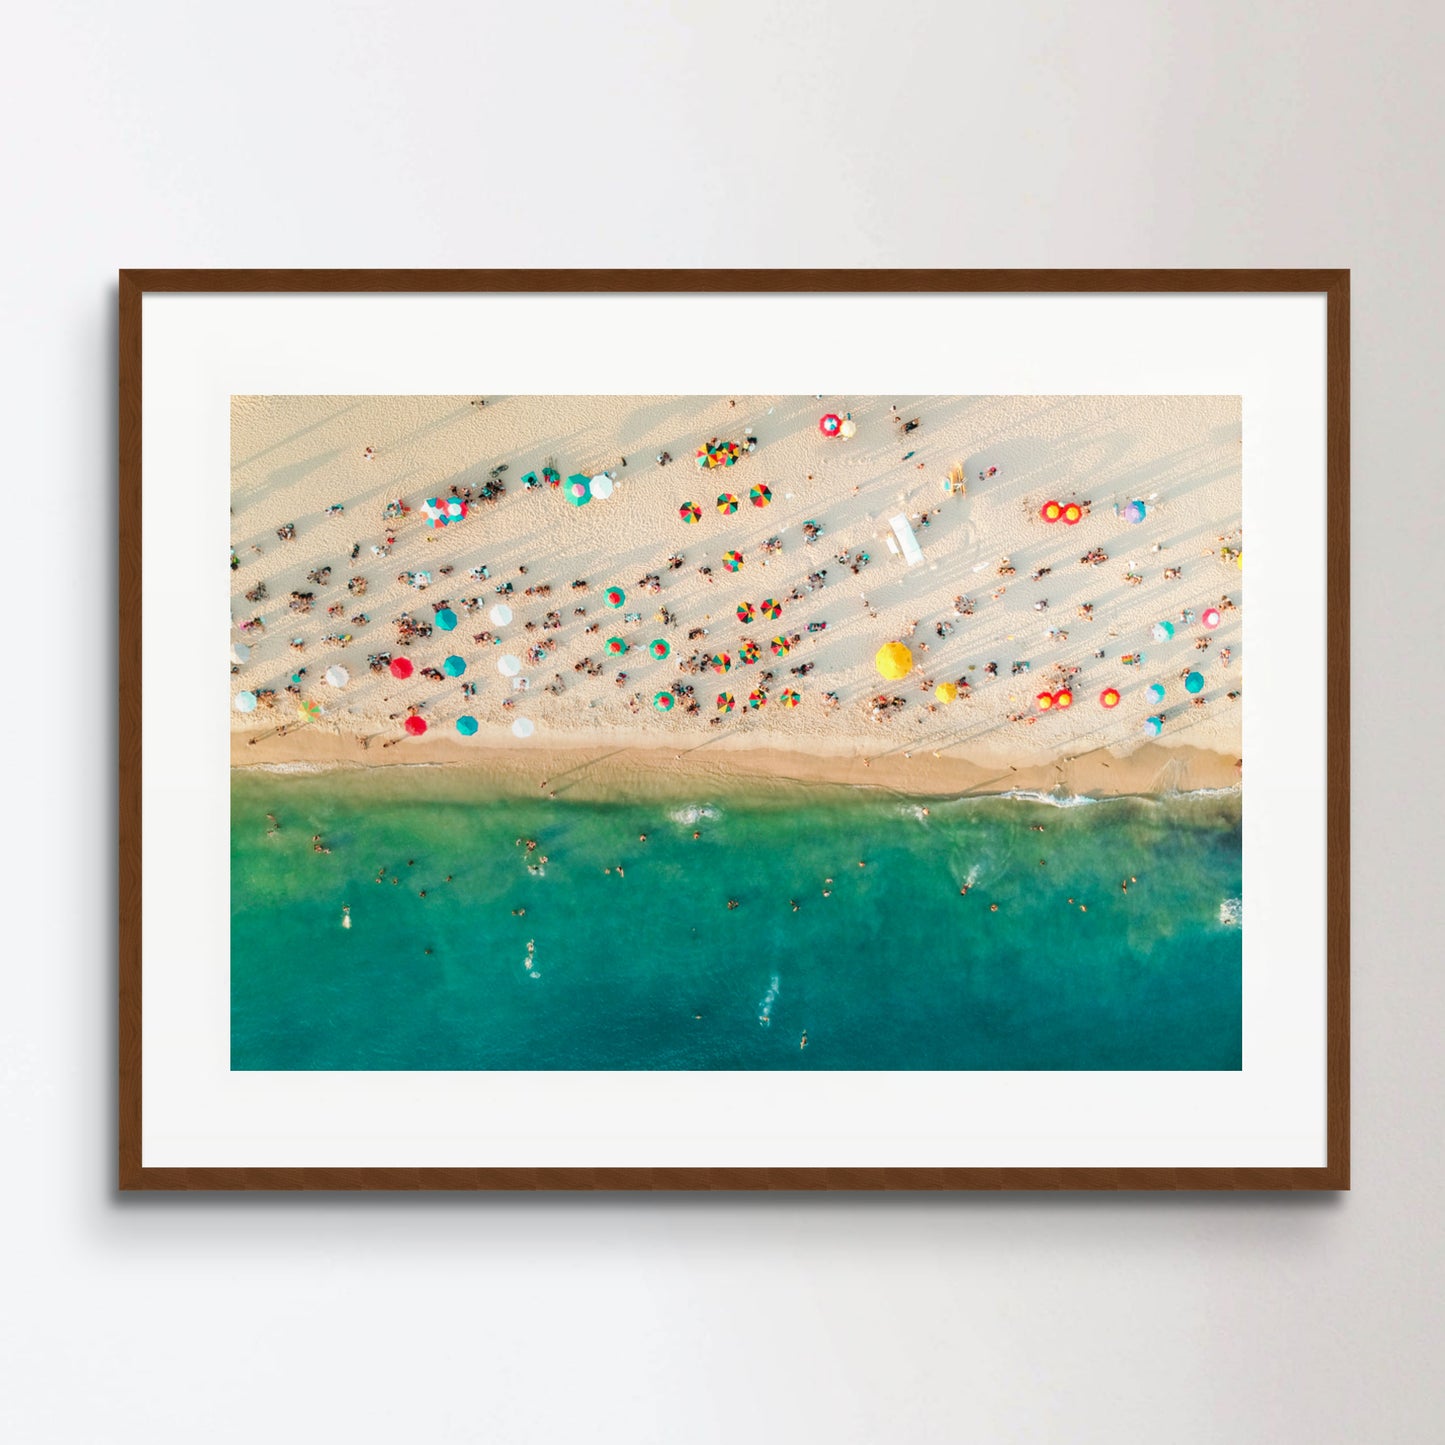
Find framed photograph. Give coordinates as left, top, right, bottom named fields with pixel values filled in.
left=119, top=269, right=1348, bottom=1190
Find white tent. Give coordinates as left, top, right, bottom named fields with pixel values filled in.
left=889, top=513, right=925, bottom=567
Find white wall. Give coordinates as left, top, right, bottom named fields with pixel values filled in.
left=3, top=2, right=1442, bottom=1440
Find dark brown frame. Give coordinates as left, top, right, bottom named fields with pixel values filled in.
left=119, top=269, right=1350, bottom=1191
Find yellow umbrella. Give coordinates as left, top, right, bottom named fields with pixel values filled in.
left=935, top=681, right=958, bottom=704
left=875, top=641, right=913, bottom=680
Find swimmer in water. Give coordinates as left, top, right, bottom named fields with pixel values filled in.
left=800, top=1031, right=808, bottom=1050
left=639, top=833, right=648, bottom=842
left=727, top=898, right=739, bottom=910
left=959, top=886, right=969, bottom=896
left=693, top=830, right=701, bottom=840
left=790, top=900, right=799, bottom=912
left=616, top=865, right=625, bottom=878
left=511, top=908, right=525, bottom=916
left=990, top=902, right=999, bottom=911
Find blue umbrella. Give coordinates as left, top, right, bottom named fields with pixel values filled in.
left=434, top=608, right=458, bottom=631
left=1148, top=683, right=1166, bottom=703
left=1143, top=715, right=1164, bottom=737
left=455, top=715, right=478, bottom=736
left=233, top=690, right=257, bottom=713
left=442, top=655, right=466, bottom=677
left=1152, top=620, right=1175, bottom=641
left=1185, top=671, right=1205, bottom=694
left=1123, top=500, right=1147, bottom=524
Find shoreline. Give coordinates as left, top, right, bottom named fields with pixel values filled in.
left=231, top=732, right=1240, bottom=801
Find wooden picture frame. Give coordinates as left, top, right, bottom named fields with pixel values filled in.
left=119, top=269, right=1349, bottom=1190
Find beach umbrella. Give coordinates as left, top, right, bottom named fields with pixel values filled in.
left=442, top=655, right=466, bottom=677
left=650, top=639, right=671, bottom=660
left=1040, top=500, right=1062, bottom=523
left=780, top=689, right=801, bottom=708
left=424, top=497, right=450, bottom=529
left=716, top=493, right=739, bottom=514
left=456, top=715, right=478, bottom=736
left=717, top=691, right=735, bottom=712
left=1054, top=688, right=1074, bottom=709
left=230, top=642, right=251, bottom=665
left=434, top=608, right=458, bottom=631
left=711, top=653, right=732, bottom=673
left=1148, top=683, right=1166, bottom=703
left=1152, top=620, right=1176, bottom=641
left=653, top=691, right=675, bottom=712
left=606, top=636, right=628, bottom=655
left=722, top=550, right=743, bottom=572
left=497, top=654, right=522, bottom=677
left=818, top=414, right=842, bottom=437
left=233, top=690, right=257, bottom=713
left=589, top=473, right=615, bottom=500
left=935, top=681, right=958, bottom=704
left=839, top=417, right=857, bottom=440
left=750, top=484, right=772, bottom=508
left=736, top=601, right=755, bottom=623
left=1201, top=607, right=1221, bottom=630
left=296, top=698, right=322, bottom=720
left=324, top=664, right=350, bottom=688
left=508, top=716, right=534, bottom=739
left=564, top=474, right=592, bottom=507
left=446, top=498, right=466, bottom=521
left=389, top=656, right=414, bottom=680
left=770, top=635, right=791, bottom=657
left=1036, top=691, right=1055, bottom=711
left=1185, top=671, right=1205, bottom=694
left=1123, top=500, right=1147, bottom=525
left=1099, top=687, right=1121, bottom=708
left=1143, top=715, right=1164, bottom=738
left=739, top=639, right=760, bottom=664
left=874, top=641, right=912, bottom=679
left=604, top=587, right=625, bottom=608
left=748, top=689, right=767, bottom=708
left=489, top=603, right=513, bottom=626
left=404, top=714, right=427, bottom=735
left=679, top=502, right=702, bottom=524
left=760, top=598, right=782, bottom=619
left=1062, top=503, right=1083, bottom=525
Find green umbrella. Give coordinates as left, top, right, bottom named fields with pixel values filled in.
left=650, top=639, right=671, bottom=660
left=564, top=474, right=592, bottom=507
left=606, top=636, right=628, bottom=655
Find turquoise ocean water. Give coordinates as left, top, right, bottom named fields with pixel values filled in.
left=231, top=769, right=1242, bottom=1071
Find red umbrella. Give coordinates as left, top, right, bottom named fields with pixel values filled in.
left=1099, top=687, right=1121, bottom=708
left=1040, top=500, right=1062, bottom=523
left=389, top=656, right=414, bottom=680
left=1062, top=503, right=1082, bottom=525
left=404, top=715, right=427, bottom=736
left=819, top=414, right=842, bottom=437
left=1054, top=688, right=1074, bottom=708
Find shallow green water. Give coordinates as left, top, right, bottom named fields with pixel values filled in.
left=231, top=769, right=1241, bottom=1070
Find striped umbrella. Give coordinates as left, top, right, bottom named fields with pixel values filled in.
left=442, top=655, right=466, bottom=677
left=650, top=639, right=671, bottom=660
left=717, top=692, right=735, bottom=713
left=679, top=502, right=702, bottom=524
left=434, top=608, right=458, bottom=631
left=564, top=474, right=592, bottom=507
left=604, top=587, right=625, bottom=608
left=760, top=598, right=781, bottom=619
left=716, top=493, right=739, bottom=514
left=722, top=550, right=743, bottom=572
left=750, top=484, right=772, bottom=508
left=297, top=698, right=323, bottom=720
left=748, top=689, right=767, bottom=708
left=770, top=635, right=790, bottom=656
left=653, top=691, right=675, bottom=712
left=710, top=653, right=731, bottom=674
left=739, top=639, right=760, bottom=664
left=736, top=601, right=755, bottom=623
left=606, top=636, right=628, bottom=655
left=403, top=714, right=427, bottom=735
left=780, top=689, right=800, bottom=708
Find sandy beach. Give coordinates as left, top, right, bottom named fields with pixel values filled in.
left=231, top=394, right=1242, bottom=793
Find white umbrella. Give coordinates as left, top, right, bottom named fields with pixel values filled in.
left=497, top=654, right=522, bottom=677
left=511, top=717, right=535, bottom=739
left=589, top=473, right=615, bottom=500
left=324, top=665, right=350, bottom=688
left=230, top=642, right=251, bottom=665
left=489, top=603, right=513, bottom=626
left=233, top=690, right=257, bottom=713
left=839, top=417, right=857, bottom=440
